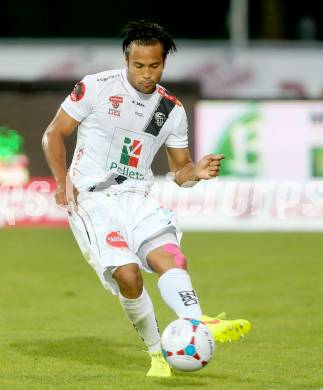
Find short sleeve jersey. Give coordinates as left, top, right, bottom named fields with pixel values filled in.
left=61, top=69, right=188, bottom=192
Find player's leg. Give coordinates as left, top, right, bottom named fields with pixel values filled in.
left=112, top=263, right=161, bottom=352
left=72, top=192, right=174, bottom=376
left=112, top=263, right=172, bottom=377
left=147, top=245, right=202, bottom=319
left=133, top=196, right=251, bottom=346
left=68, top=233, right=171, bottom=377
left=147, top=244, right=251, bottom=343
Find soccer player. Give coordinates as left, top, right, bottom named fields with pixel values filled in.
left=42, top=20, right=251, bottom=377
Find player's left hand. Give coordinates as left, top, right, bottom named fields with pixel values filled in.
left=194, top=154, right=225, bottom=180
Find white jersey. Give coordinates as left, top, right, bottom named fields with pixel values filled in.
left=61, top=68, right=188, bottom=192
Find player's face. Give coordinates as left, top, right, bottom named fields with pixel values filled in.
left=126, top=42, right=165, bottom=94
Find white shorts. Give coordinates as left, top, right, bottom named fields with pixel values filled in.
left=68, top=190, right=182, bottom=294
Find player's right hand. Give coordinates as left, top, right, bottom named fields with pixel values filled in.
left=55, top=185, right=67, bottom=206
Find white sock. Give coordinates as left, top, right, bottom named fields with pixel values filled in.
left=158, top=268, right=202, bottom=318
left=118, top=287, right=161, bottom=353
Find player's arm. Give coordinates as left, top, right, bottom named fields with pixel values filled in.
left=166, top=147, right=225, bottom=187
left=42, top=108, right=79, bottom=207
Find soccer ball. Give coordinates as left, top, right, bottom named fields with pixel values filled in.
left=161, top=318, right=215, bottom=371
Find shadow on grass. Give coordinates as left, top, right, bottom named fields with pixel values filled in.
left=145, top=370, right=249, bottom=388
left=11, top=336, right=144, bottom=370
left=11, top=337, right=249, bottom=387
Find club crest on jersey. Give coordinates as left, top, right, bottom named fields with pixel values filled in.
left=70, top=81, right=85, bottom=102
left=109, top=95, right=123, bottom=108
left=155, top=112, right=166, bottom=127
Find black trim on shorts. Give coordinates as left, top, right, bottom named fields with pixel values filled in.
left=75, top=212, right=91, bottom=245
left=77, top=204, right=101, bottom=257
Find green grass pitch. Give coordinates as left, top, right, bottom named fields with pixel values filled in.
left=1, top=228, right=322, bottom=390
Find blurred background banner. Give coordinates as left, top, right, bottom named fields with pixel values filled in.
left=0, top=178, right=67, bottom=227
left=1, top=44, right=323, bottom=98
left=195, top=100, right=323, bottom=179
left=151, top=178, right=323, bottom=231
left=1, top=0, right=323, bottom=230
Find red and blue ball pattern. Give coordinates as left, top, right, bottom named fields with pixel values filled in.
left=162, top=318, right=213, bottom=371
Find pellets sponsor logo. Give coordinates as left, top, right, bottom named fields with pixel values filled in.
left=109, top=137, right=145, bottom=180
left=109, top=162, right=144, bottom=180
left=120, top=137, right=142, bottom=168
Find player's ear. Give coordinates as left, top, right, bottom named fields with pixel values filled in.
left=125, top=54, right=129, bottom=67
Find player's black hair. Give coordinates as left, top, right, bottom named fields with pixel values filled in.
left=122, top=20, right=177, bottom=59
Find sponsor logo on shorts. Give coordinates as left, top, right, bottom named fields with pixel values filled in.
left=178, top=290, right=198, bottom=306
left=109, top=95, right=123, bottom=108
left=106, top=231, right=128, bottom=248
left=70, top=81, right=85, bottom=102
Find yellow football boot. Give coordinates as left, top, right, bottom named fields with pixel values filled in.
left=201, top=312, right=251, bottom=343
left=146, top=350, right=172, bottom=377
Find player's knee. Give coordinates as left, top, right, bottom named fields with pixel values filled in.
left=163, top=244, right=187, bottom=269
left=113, top=264, right=143, bottom=298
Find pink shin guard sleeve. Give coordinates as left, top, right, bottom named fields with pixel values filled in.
left=164, top=244, right=187, bottom=269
